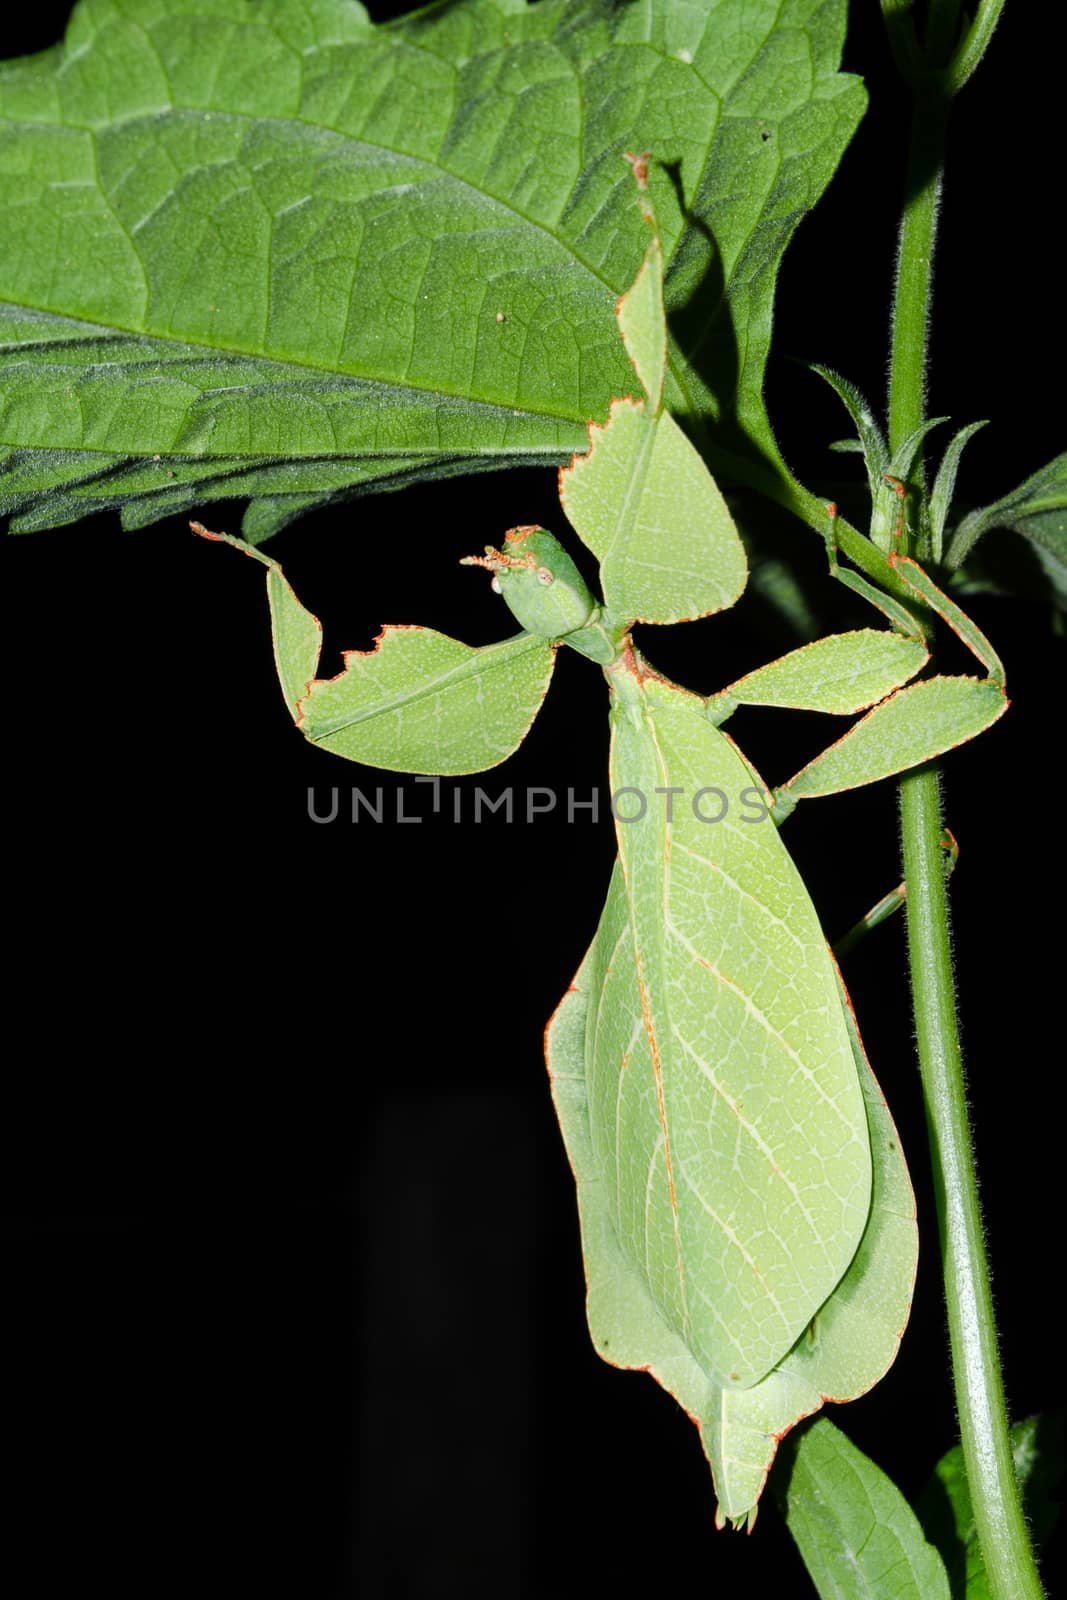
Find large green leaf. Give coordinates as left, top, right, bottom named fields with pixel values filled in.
left=0, top=0, right=865, bottom=538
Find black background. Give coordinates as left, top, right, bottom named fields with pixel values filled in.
left=3, top=2, right=1063, bottom=1595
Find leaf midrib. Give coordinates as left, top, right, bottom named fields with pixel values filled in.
left=5, top=59, right=724, bottom=426
left=0, top=298, right=604, bottom=435
left=0, top=0, right=851, bottom=495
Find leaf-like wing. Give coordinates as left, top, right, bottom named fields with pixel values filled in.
left=604, top=661, right=872, bottom=1387
left=703, top=972, right=916, bottom=1524
left=0, top=0, right=865, bottom=537
left=546, top=861, right=916, bottom=1525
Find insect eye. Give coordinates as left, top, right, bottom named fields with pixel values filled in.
left=536, top=567, right=554, bottom=585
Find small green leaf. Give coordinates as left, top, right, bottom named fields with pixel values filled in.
left=779, top=1417, right=951, bottom=1599
left=298, top=625, right=556, bottom=774
left=805, top=371, right=945, bottom=557
left=929, top=421, right=988, bottom=561
left=947, top=453, right=1067, bottom=581
left=916, top=1413, right=1065, bottom=1599
left=810, top=366, right=889, bottom=501
left=715, top=630, right=928, bottom=715
left=886, top=416, right=949, bottom=485
left=782, top=677, right=1007, bottom=801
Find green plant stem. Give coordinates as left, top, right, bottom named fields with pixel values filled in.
left=889, top=31, right=1046, bottom=1600
left=922, top=0, right=966, bottom=66
left=887, top=93, right=947, bottom=484
left=899, top=773, right=1044, bottom=1600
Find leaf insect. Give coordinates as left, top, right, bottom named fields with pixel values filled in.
left=194, top=174, right=1006, bottom=1531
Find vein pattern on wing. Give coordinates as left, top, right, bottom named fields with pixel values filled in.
left=592, top=670, right=872, bottom=1387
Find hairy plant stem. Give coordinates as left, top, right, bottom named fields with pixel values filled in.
left=889, top=19, right=1046, bottom=1598
left=887, top=93, right=947, bottom=486
left=898, top=774, right=1044, bottom=1600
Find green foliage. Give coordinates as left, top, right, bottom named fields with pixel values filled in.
left=947, top=454, right=1067, bottom=610
left=930, top=422, right=988, bottom=561
left=0, top=0, right=865, bottom=537
left=810, top=365, right=890, bottom=516
left=778, top=1418, right=951, bottom=1599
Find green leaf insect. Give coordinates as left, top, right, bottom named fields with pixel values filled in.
left=538, top=218, right=1003, bottom=1529
left=198, top=178, right=1009, bottom=1530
